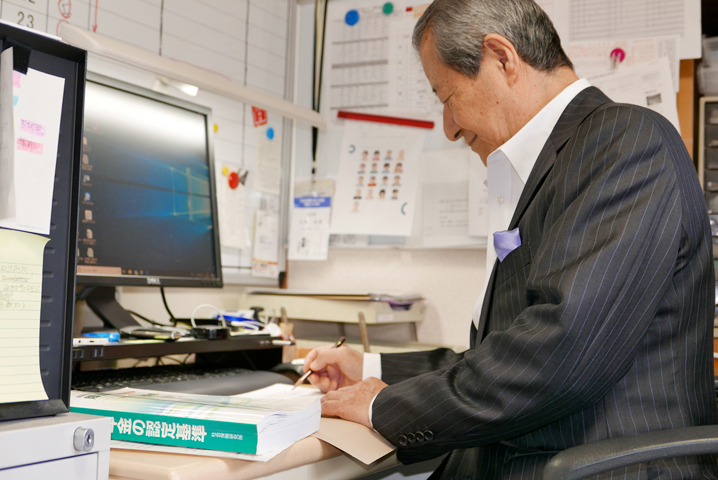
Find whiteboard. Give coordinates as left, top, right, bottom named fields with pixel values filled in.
left=0, top=0, right=297, bottom=284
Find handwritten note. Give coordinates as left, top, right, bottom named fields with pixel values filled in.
left=16, top=138, right=44, bottom=154
left=0, top=228, right=49, bottom=404
left=20, top=119, right=46, bottom=136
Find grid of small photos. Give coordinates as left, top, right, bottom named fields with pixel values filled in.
left=352, top=149, right=405, bottom=211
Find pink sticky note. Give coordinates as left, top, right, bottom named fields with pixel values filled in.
left=16, top=138, right=43, bottom=154
left=20, top=119, right=45, bottom=137
left=12, top=71, right=20, bottom=88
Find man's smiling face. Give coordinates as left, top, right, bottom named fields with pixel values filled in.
left=419, top=29, right=513, bottom=165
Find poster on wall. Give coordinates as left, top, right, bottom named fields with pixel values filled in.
left=330, top=121, right=426, bottom=236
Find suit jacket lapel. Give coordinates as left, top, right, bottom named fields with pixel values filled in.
left=474, top=87, right=611, bottom=345
left=508, top=87, right=611, bottom=230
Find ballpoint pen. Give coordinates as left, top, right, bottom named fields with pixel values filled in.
left=292, top=336, right=346, bottom=390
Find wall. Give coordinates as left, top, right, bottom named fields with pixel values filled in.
left=286, top=248, right=485, bottom=350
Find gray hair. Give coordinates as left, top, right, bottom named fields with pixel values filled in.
left=412, top=0, right=573, bottom=78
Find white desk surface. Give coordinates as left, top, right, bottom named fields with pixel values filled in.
left=109, top=437, right=399, bottom=480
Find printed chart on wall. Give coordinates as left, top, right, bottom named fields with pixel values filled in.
left=537, top=0, right=700, bottom=60
left=323, top=1, right=442, bottom=126
left=330, top=122, right=426, bottom=236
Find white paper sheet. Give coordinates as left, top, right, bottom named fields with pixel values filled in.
left=288, top=196, right=332, bottom=261
left=0, top=64, right=65, bottom=235
left=255, top=127, right=281, bottom=196
left=387, top=4, right=442, bottom=120
left=589, top=57, right=680, bottom=131
left=0, top=229, right=49, bottom=404
left=324, top=0, right=407, bottom=125
left=252, top=210, right=279, bottom=278
left=406, top=148, right=486, bottom=248
left=0, top=48, right=14, bottom=222
left=422, top=182, right=469, bottom=237
left=216, top=163, right=246, bottom=249
left=566, top=35, right=681, bottom=91
left=330, top=122, right=426, bottom=236
left=539, top=0, right=700, bottom=60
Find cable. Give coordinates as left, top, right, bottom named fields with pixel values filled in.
left=311, top=0, right=328, bottom=190
left=127, top=310, right=172, bottom=327
left=190, top=303, right=223, bottom=328
left=160, top=287, right=177, bottom=325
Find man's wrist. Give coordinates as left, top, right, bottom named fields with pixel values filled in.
left=362, top=352, right=382, bottom=380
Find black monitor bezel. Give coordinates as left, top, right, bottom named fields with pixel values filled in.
left=76, top=72, right=223, bottom=289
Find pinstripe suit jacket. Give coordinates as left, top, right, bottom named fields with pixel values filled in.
left=371, top=87, right=718, bottom=480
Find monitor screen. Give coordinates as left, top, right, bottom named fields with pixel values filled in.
left=76, top=74, right=222, bottom=290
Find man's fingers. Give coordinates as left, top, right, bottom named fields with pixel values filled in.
left=307, top=347, right=347, bottom=372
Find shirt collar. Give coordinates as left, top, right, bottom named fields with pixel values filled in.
left=488, top=78, right=591, bottom=184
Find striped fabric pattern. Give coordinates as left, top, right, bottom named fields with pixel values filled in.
left=372, top=88, right=718, bottom=480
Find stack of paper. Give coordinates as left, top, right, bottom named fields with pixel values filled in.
left=70, top=386, right=320, bottom=456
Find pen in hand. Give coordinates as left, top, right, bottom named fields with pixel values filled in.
left=292, top=336, right=346, bottom=390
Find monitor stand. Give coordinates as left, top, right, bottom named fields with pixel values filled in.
left=79, top=286, right=141, bottom=330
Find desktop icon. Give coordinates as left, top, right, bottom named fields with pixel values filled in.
left=84, top=210, right=92, bottom=221
left=83, top=174, right=90, bottom=183
left=83, top=191, right=92, bottom=202
left=86, top=229, right=93, bottom=239
left=82, top=154, right=89, bottom=164
left=87, top=247, right=94, bottom=258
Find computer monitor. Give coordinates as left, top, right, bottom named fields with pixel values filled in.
left=76, top=73, right=223, bottom=330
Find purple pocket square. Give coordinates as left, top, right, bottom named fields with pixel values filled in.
left=493, top=228, right=521, bottom=262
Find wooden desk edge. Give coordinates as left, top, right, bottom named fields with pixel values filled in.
left=109, top=436, right=396, bottom=480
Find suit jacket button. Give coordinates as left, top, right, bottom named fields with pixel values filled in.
left=424, top=430, right=434, bottom=441
left=415, top=431, right=425, bottom=442
left=407, top=433, right=416, bottom=444
left=398, top=435, right=408, bottom=447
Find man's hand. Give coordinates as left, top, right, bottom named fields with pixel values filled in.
left=304, top=344, right=364, bottom=392
left=321, top=377, right=388, bottom=429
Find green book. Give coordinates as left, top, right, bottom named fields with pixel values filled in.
left=70, top=385, right=321, bottom=455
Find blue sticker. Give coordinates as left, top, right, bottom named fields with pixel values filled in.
left=345, top=10, right=359, bottom=26
left=12, top=95, right=18, bottom=106
left=266, top=127, right=275, bottom=140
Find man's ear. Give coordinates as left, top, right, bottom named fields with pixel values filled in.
left=483, top=34, right=520, bottom=83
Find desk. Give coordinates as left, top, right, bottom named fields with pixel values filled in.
left=109, top=437, right=401, bottom=480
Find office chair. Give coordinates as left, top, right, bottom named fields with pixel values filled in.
left=542, top=425, right=718, bottom=480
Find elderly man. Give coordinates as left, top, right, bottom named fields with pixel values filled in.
left=305, top=1, right=717, bottom=479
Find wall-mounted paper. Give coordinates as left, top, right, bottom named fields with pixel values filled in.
left=252, top=210, right=279, bottom=278
left=0, top=228, right=49, bottom=404
left=589, top=57, right=679, bottom=131
left=0, top=63, right=65, bottom=235
left=330, top=122, right=426, bottom=236
left=289, top=196, right=332, bottom=261
left=566, top=35, right=680, bottom=91
left=216, top=162, right=247, bottom=250
left=539, top=0, right=700, bottom=60
left=255, top=127, right=281, bottom=196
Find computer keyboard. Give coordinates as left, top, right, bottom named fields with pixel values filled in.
left=71, top=364, right=293, bottom=396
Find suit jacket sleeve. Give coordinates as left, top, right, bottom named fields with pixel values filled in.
left=371, top=105, right=704, bottom=462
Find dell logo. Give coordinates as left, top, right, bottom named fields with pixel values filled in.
left=147, top=277, right=161, bottom=285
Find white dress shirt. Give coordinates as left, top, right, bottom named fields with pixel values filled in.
left=365, top=78, right=591, bottom=425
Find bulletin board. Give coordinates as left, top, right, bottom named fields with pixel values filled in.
left=0, top=0, right=299, bottom=284
left=295, top=0, right=701, bottom=250
left=297, top=0, right=487, bottom=249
